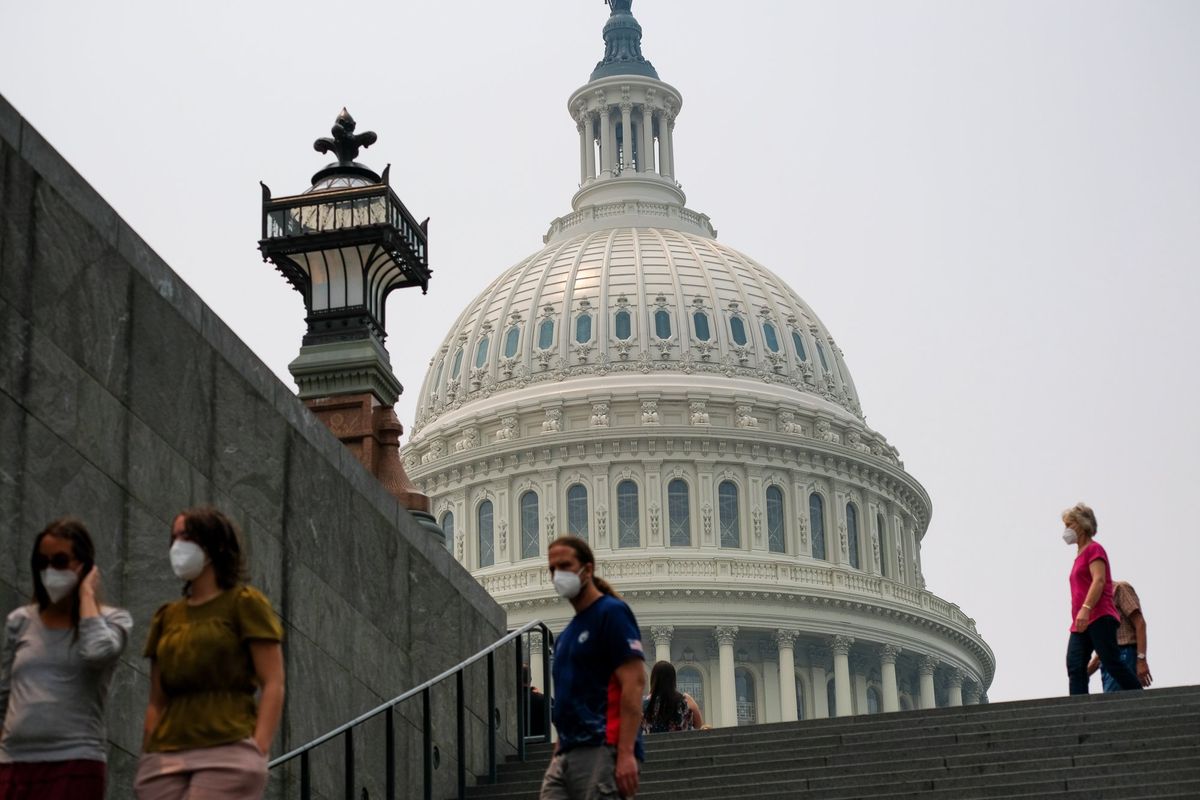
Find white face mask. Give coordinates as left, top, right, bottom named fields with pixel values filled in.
left=553, top=569, right=584, bottom=600
left=170, top=540, right=208, bottom=581
left=41, top=568, right=78, bottom=604
left=1062, top=527, right=1078, bottom=545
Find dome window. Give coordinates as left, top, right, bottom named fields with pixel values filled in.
left=877, top=513, right=888, bottom=579
left=766, top=486, right=785, bottom=553
left=537, top=319, right=555, bottom=350
left=567, top=484, right=589, bottom=540
left=815, top=339, right=831, bottom=371
left=846, top=502, right=861, bottom=569
left=520, top=491, right=539, bottom=560
left=654, top=309, right=672, bottom=339
left=478, top=500, right=495, bottom=568
left=575, top=313, right=593, bottom=344
left=440, top=511, right=454, bottom=554
left=451, top=347, right=464, bottom=378
left=667, top=479, right=691, bottom=546
left=474, top=335, right=490, bottom=369
left=809, top=493, right=827, bottom=561
left=730, top=316, right=748, bottom=346
left=692, top=311, right=711, bottom=342
left=617, top=480, right=641, bottom=548
left=432, top=357, right=445, bottom=392
left=614, top=309, right=632, bottom=341
left=718, top=481, right=740, bottom=548
left=762, top=322, right=780, bottom=353
left=791, top=331, right=808, bottom=362
left=503, top=326, right=521, bottom=359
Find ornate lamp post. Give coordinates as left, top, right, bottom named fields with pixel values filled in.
left=260, top=109, right=440, bottom=539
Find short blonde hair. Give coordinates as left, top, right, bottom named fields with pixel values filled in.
left=1062, top=502, right=1098, bottom=537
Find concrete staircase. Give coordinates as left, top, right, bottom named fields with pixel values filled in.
left=467, top=685, right=1200, bottom=799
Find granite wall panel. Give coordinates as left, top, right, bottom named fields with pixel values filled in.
left=0, top=96, right=515, bottom=799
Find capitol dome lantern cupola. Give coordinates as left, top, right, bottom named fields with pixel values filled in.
left=555, top=0, right=713, bottom=241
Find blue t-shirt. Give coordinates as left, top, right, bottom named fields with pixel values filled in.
left=551, top=594, right=645, bottom=760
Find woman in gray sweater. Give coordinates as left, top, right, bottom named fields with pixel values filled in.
left=0, top=518, right=132, bottom=800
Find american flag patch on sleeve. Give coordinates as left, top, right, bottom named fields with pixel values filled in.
left=629, top=639, right=644, bottom=653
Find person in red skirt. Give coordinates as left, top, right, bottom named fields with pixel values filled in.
left=0, top=518, right=133, bottom=800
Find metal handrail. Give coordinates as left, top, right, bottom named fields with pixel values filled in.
left=269, top=618, right=553, bottom=800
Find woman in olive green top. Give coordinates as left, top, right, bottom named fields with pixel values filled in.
left=134, top=508, right=285, bottom=800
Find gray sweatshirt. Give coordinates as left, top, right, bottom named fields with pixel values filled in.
left=0, top=604, right=132, bottom=762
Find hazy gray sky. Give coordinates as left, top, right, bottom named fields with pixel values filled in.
left=3, top=1, right=1198, bottom=703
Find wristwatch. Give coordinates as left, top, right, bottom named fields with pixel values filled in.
left=1136, top=653, right=1146, bottom=660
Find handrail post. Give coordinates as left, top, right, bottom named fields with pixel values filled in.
left=423, top=687, right=433, bottom=800
left=456, top=670, right=466, bottom=799
left=487, top=651, right=497, bottom=783
left=516, top=633, right=526, bottom=762
left=301, top=751, right=311, bottom=800
left=541, top=624, right=553, bottom=741
left=344, top=727, right=354, bottom=800
left=385, top=705, right=396, bottom=800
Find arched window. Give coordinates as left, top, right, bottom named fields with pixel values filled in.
left=477, top=501, right=494, bottom=568
left=667, top=479, right=691, bottom=547
left=735, top=668, right=757, bottom=725
left=537, top=319, right=555, bottom=350
left=614, top=310, right=632, bottom=341
left=474, top=335, right=490, bottom=369
left=762, top=322, right=780, bottom=353
left=692, top=311, right=711, bottom=341
left=877, top=513, right=888, bottom=578
left=654, top=309, right=672, bottom=339
left=846, top=502, right=861, bottom=569
left=826, top=679, right=837, bottom=718
left=440, top=511, right=454, bottom=553
left=503, top=326, right=520, bottom=358
left=617, top=480, right=640, bottom=548
left=794, top=674, right=807, bottom=721
left=810, top=493, right=827, bottom=561
left=567, top=484, right=588, bottom=540
left=730, top=316, right=748, bottom=346
left=815, top=339, right=830, bottom=371
left=677, top=667, right=704, bottom=715
left=718, top=481, right=740, bottom=548
left=520, top=491, right=539, bottom=559
left=432, top=357, right=445, bottom=393
left=766, top=486, right=785, bottom=553
left=791, top=330, right=808, bottom=362
left=575, top=313, right=592, bottom=344
left=867, top=686, right=881, bottom=714
left=451, top=347, right=464, bottom=378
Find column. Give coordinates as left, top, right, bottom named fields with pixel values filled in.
left=879, top=644, right=901, bottom=713
left=651, top=625, right=674, bottom=665
left=640, top=105, right=654, bottom=173
left=584, top=113, right=597, bottom=181
left=529, top=632, right=544, bottom=691
left=659, top=110, right=674, bottom=179
left=577, top=116, right=588, bottom=185
left=851, top=654, right=870, bottom=713
left=830, top=635, right=854, bottom=717
left=918, top=654, right=939, bottom=710
left=619, top=102, right=633, bottom=175
left=714, top=626, right=739, bottom=727
left=808, top=645, right=830, bottom=719
left=946, top=668, right=964, bottom=707
left=963, top=681, right=981, bottom=706
left=599, top=106, right=614, bottom=178
left=775, top=630, right=799, bottom=722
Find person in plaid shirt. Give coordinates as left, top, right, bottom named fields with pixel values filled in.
left=1088, top=581, right=1152, bottom=690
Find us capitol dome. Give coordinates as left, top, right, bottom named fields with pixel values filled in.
left=405, top=0, right=994, bottom=725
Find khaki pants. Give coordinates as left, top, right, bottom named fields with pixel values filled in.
left=134, top=739, right=268, bottom=800
left=540, top=745, right=633, bottom=800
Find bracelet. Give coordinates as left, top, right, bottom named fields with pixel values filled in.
left=1081, top=603, right=1092, bottom=610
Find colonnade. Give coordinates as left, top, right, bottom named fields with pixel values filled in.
left=576, top=100, right=675, bottom=183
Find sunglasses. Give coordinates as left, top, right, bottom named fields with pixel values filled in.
left=34, top=553, right=75, bottom=571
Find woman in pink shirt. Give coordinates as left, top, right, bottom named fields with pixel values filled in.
left=1063, top=503, right=1142, bottom=694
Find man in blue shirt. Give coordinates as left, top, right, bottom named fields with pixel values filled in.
left=541, top=536, right=645, bottom=799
